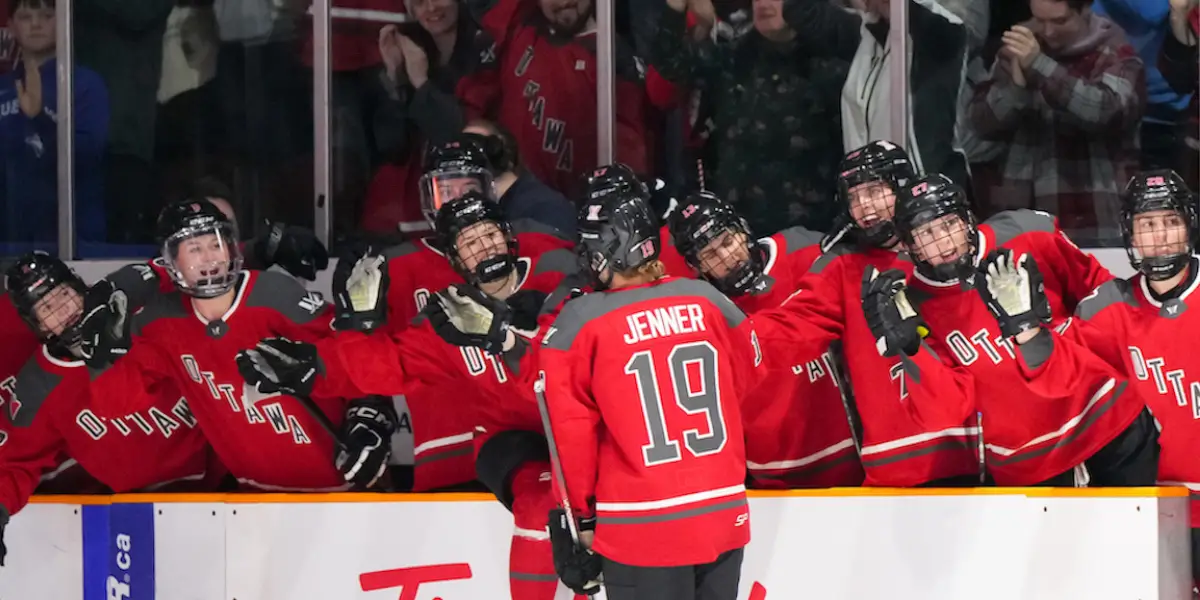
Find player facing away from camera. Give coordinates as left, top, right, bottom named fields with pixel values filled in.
left=889, top=173, right=1157, bottom=486
left=77, top=199, right=348, bottom=491
left=748, top=140, right=980, bottom=487
left=539, top=190, right=761, bottom=600
left=668, top=191, right=863, bottom=488
left=0, top=253, right=213, bottom=566
left=975, top=170, right=1197, bottom=587
left=238, top=191, right=579, bottom=600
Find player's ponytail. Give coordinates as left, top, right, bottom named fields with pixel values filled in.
left=620, top=259, right=666, bottom=284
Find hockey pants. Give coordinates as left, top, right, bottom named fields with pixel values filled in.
left=509, top=460, right=586, bottom=600
left=600, top=547, right=744, bottom=600
left=1035, top=408, right=1160, bottom=487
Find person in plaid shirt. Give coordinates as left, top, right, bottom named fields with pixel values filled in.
left=967, top=0, right=1146, bottom=247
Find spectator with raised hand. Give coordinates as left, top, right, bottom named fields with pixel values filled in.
left=1158, top=0, right=1199, bottom=188
left=460, top=0, right=649, bottom=198
left=1091, top=0, right=1191, bottom=173
left=779, top=0, right=971, bottom=189
left=361, top=0, right=499, bottom=237
left=651, top=0, right=847, bottom=236
left=0, top=0, right=109, bottom=245
left=967, top=0, right=1145, bottom=246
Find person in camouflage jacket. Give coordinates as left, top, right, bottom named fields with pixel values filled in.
left=651, top=0, right=848, bottom=237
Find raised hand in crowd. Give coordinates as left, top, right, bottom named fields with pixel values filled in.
left=398, top=33, right=430, bottom=89
left=15, top=58, right=42, bottom=118
left=1001, top=25, right=1041, bottom=71
left=379, top=24, right=407, bottom=82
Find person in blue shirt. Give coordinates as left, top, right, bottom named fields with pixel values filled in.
left=0, top=0, right=109, bottom=246
left=1091, top=0, right=1193, bottom=171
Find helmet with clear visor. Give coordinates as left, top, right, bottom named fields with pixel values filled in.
left=420, top=139, right=497, bottom=224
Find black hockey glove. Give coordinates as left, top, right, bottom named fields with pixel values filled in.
left=548, top=508, right=601, bottom=596
left=423, top=284, right=513, bottom=355
left=79, top=280, right=132, bottom=369
left=0, top=505, right=8, bottom=567
left=334, top=396, right=397, bottom=489
left=506, top=289, right=548, bottom=334
left=236, top=338, right=321, bottom=397
left=251, top=222, right=329, bottom=281
left=861, top=267, right=929, bottom=358
left=975, top=249, right=1051, bottom=338
left=332, top=249, right=390, bottom=332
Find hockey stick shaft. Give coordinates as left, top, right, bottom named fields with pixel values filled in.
left=533, top=372, right=581, bottom=545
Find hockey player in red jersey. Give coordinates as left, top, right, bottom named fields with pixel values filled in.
left=239, top=192, right=579, bottom=599
left=669, top=191, right=863, bottom=488
left=0, top=253, right=213, bottom=565
left=974, top=170, right=1192, bottom=584
left=539, top=187, right=758, bottom=599
left=581, top=163, right=692, bottom=278
left=748, top=141, right=980, bottom=487
left=78, top=199, right=351, bottom=491
left=459, top=0, right=648, bottom=195
left=889, top=173, right=1156, bottom=486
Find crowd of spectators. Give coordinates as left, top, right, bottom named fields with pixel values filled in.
left=0, top=0, right=1194, bottom=254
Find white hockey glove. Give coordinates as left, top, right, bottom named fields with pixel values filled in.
left=423, top=284, right=514, bottom=355
left=975, top=249, right=1050, bottom=338
left=333, top=252, right=389, bottom=332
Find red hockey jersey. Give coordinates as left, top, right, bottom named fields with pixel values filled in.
left=657, top=223, right=694, bottom=279
left=0, top=346, right=211, bottom=515
left=370, top=222, right=572, bottom=489
left=748, top=245, right=979, bottom=487
left=1042, top=270, right=1200, bottom=524
left=906, top=210, right=1126, bottom=485
left=735, top=227, right=862, bottom=488
left=466, top=0, right=648, bottom=196
left=87, top=271, right=347, bottom=491
left=540, top=276, right=759, bottom=567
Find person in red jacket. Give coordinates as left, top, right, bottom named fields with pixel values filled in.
left=78, top=200, right=349, bottom=492
left=669, top=191, right=863, bottom=488
left=0, top=253, right=213, bottom=566
left=888, top=173, right=1155, bottom=486
left=538, top=187, right=758, bottom=599
left=975, top=169, right=1193, bottom=587
left=459, top=0, right=649, bottom=197
left=239, top=191, right=578, bottom=599
left=748, top=141, right=981, bottom=487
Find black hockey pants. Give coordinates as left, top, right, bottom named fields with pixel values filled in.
left=600, top=547, right=744, bottom=600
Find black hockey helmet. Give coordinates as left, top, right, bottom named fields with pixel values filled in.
left=576, top=187, right=660, bottom=290
left=420, top=138, right=497, bottom=223
left=156, top=198, right=243, bottom=298
left=894, top=173, right=978, bottom=284
left=434, top=190, right=519, bottom=286
left=5, top=251, right=88, bottom=353
left=1121, top=169, right=1198, bottom=281
left=581, top=163, right=650, bottom=205
left=669, top=191, right=765, bottom=296
left=837, top=140, right=917, bottom=247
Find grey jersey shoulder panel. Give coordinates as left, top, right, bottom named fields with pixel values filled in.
left=104, top=262, right=163, bottom=310
left=776, top=226, right=823, bottom=254
left=382, top=241, right=423, bottom=261
left=513, top=218, right=572, bottom=243
left=131, top=290, right=191, bottom=337
left=809, top=242, right=857, bottom=275
left=533, top=248, right=580, bottom=277
left=245, top=271, right=327, bottom=325
left=545, top=278, right=747, bottom=351
left=985, top=209, right=1056, bottom=247
left=11, top=355, right=65, bottom=428
left=1075, top=278, right=1138, bottom=321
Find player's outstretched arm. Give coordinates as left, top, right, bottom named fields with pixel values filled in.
left=748, top=259, right=848, bottom=369
left=0, top=416, right=69, bottom=566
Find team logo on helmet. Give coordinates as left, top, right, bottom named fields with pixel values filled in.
left=587, top=205, right=602, bottom=220
left=637, top=239, right=656, bottom=258
left=1146, top=175, right=1166, bottom=186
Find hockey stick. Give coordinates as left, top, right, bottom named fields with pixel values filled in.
left=245, top=383, right=346, bottom=451
left=533, top=371, right=581, bottom=545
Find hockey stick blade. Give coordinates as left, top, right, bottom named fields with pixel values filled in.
left=533, top=372, right=581, bottom=545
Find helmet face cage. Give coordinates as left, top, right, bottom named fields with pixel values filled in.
left=162, top=220, right=244, bottom=298
left=896, top=177, right=978, bottom=283
left=671, top=198, right=762, bottom=296
left=837, top=143, right=915, bottom=247
left=7, top=255, right=88, bottom=351
left=1120, top=171, right=1197, bottom=281
left=419, top=167, right=497, bottom=224
left=436, top=194, right=518, bottom=286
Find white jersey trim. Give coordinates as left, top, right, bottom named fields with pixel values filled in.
left=747, top=438, right=855, bottom=471
left=860, top=426, right=980, bottom=456
left=414, top=432, right=474, bottom=456
left=984, top=378, right=1116, bottom=456
left=595, top=484, right=745, bottom=513
left=237, top=478, right=352, bottom=492
left=319, top=7, right=410, bottom=23
left=513, top=526, right=550, bottom=541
